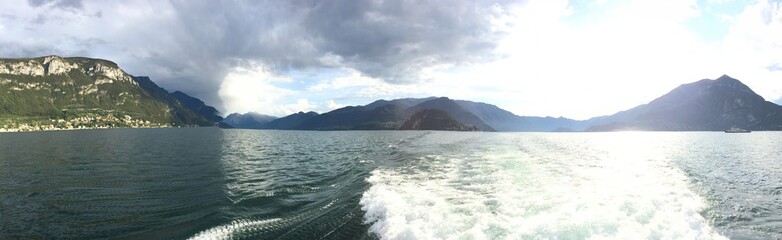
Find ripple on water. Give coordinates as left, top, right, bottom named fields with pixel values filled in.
left=1, top=130, right=780, bottom=239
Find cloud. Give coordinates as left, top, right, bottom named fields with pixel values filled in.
left=391, top=0, right=782, bottom=120
left=1, top=0, right=518, bottom=114
left=716, top=0, right=782, bottom=102
left=307, top=70, right=380, bottom=92
left=326, top=100, right=345, bottom=110
left=299, top=0, right=513, bottom=83
left=28, top=0, right=83, bottom=10
left=217, top=65, right=297, bottom=116
left=3, top=0, right=782, bottom=119
left=158, top=0, right=515, bottom=108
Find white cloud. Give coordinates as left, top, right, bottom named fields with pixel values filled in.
left=219, top=0, right=782, bottom=119
left=374, top=0, right=782, bottom=120
left=6, top=0, right=782, bottom=119
left=708, top=0, right=737, bottom=4
left=219, top=66, right=365, bottom=116
left=716, top=0, right=782, bottom=101
left=326, top=100, right=345, bottom=110
left=218, top=65, right=299, bottom=116
left=308, top=69, right=427, bottom=99
left=719, top=14, right=736, bottom=23
left=308, top=70, right=379, bottom=92
left=285, top=99, right=317, bottom=113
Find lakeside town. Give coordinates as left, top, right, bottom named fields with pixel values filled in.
left=0, top=114, right=169, bottom=132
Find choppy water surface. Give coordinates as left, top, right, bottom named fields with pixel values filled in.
left=0, top=129, right=780, bottom=239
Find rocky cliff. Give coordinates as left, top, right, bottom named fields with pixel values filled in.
left=0, top=56, right=218, bottom=131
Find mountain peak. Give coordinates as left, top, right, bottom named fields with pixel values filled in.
left=409, top=97, right=495, bottom=131
left=716, top=74, right=739, bottom=82
left=589, top=75, right=782, bottom=131
left=716, top=74, right=736, bottom=81
left=710, top=74, right=755, bottom=93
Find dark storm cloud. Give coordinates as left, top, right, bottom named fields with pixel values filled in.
left=119, top=0, right=515, bottom=108
left=160, top=0, right=513, bottom=82
left=4, top=0, right=517, bottom=111
left=301, top=0, right=509, bottom=82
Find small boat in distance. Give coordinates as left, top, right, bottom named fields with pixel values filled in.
left=725, top=127, right=751, bottom=133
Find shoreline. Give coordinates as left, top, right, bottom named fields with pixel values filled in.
left=0, top=125, right=198, bottom=133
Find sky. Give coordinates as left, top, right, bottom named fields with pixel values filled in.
left=1, top=0, right=781, bottom=119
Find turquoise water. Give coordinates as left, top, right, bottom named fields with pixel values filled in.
left=0, top=128, right=780, bottom=239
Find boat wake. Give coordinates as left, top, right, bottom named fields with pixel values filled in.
left=360, top=133, right=727, bottom=239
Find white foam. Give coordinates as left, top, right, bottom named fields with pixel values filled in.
left=188, top=218, right=282, bottom=240
left=360, top=133, right=728, bottom=240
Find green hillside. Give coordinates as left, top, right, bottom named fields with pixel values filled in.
left=0, top=56, right=213, bottom=131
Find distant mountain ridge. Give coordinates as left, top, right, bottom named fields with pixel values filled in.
left=224, top=97, right=518, bottom=131
left=262, top=111, right=319, bottom=130
left=223, top=75, right=782, bottom=132
left=222, top=112, right=277, bottom=129
left=229, top=97, right=498, bottom=131
left=221, top=96, right=595, bottom=131
left=0, top=55, right=221, bottom=130
left=2, top=56, right=776, bottom=132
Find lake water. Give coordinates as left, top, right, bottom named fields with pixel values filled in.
left=0, top=128, right=780, bottom=239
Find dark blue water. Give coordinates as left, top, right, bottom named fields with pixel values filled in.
left=0, top=128, right=389, bottom=239
left=0, top=129, right=781, bottom=239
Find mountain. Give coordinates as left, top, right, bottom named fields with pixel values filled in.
left=453, top=100, right=591, bottom=131
left=222, top=75, right=782, bottom=132
left=406, top=97, right=494, bottom=131
left=400, top=109, right=478, bottom=131
left=171, top=91, right=223, bottom=123
left=0, top=55, right=219, bottom=130
left=227, top=97, right=495, bottom=131
left=261, top=111, right=319, bottom=130
left=222, top=112, right=277, bottom=129
left=298, top=104, right=409, bottom=130
left=131, top=76, right=213, bottom=126
left=588, top=75, right=782, bottom=131
left=364, top=97, right=437, bottom=110
left=224, top=97, right=582, bottom=131
left=452, top=100, right=522, bottom=131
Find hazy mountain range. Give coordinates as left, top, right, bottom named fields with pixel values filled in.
left=224, top=75, right=782, bottom=131
left=2, top=56, right=780, bottom=131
